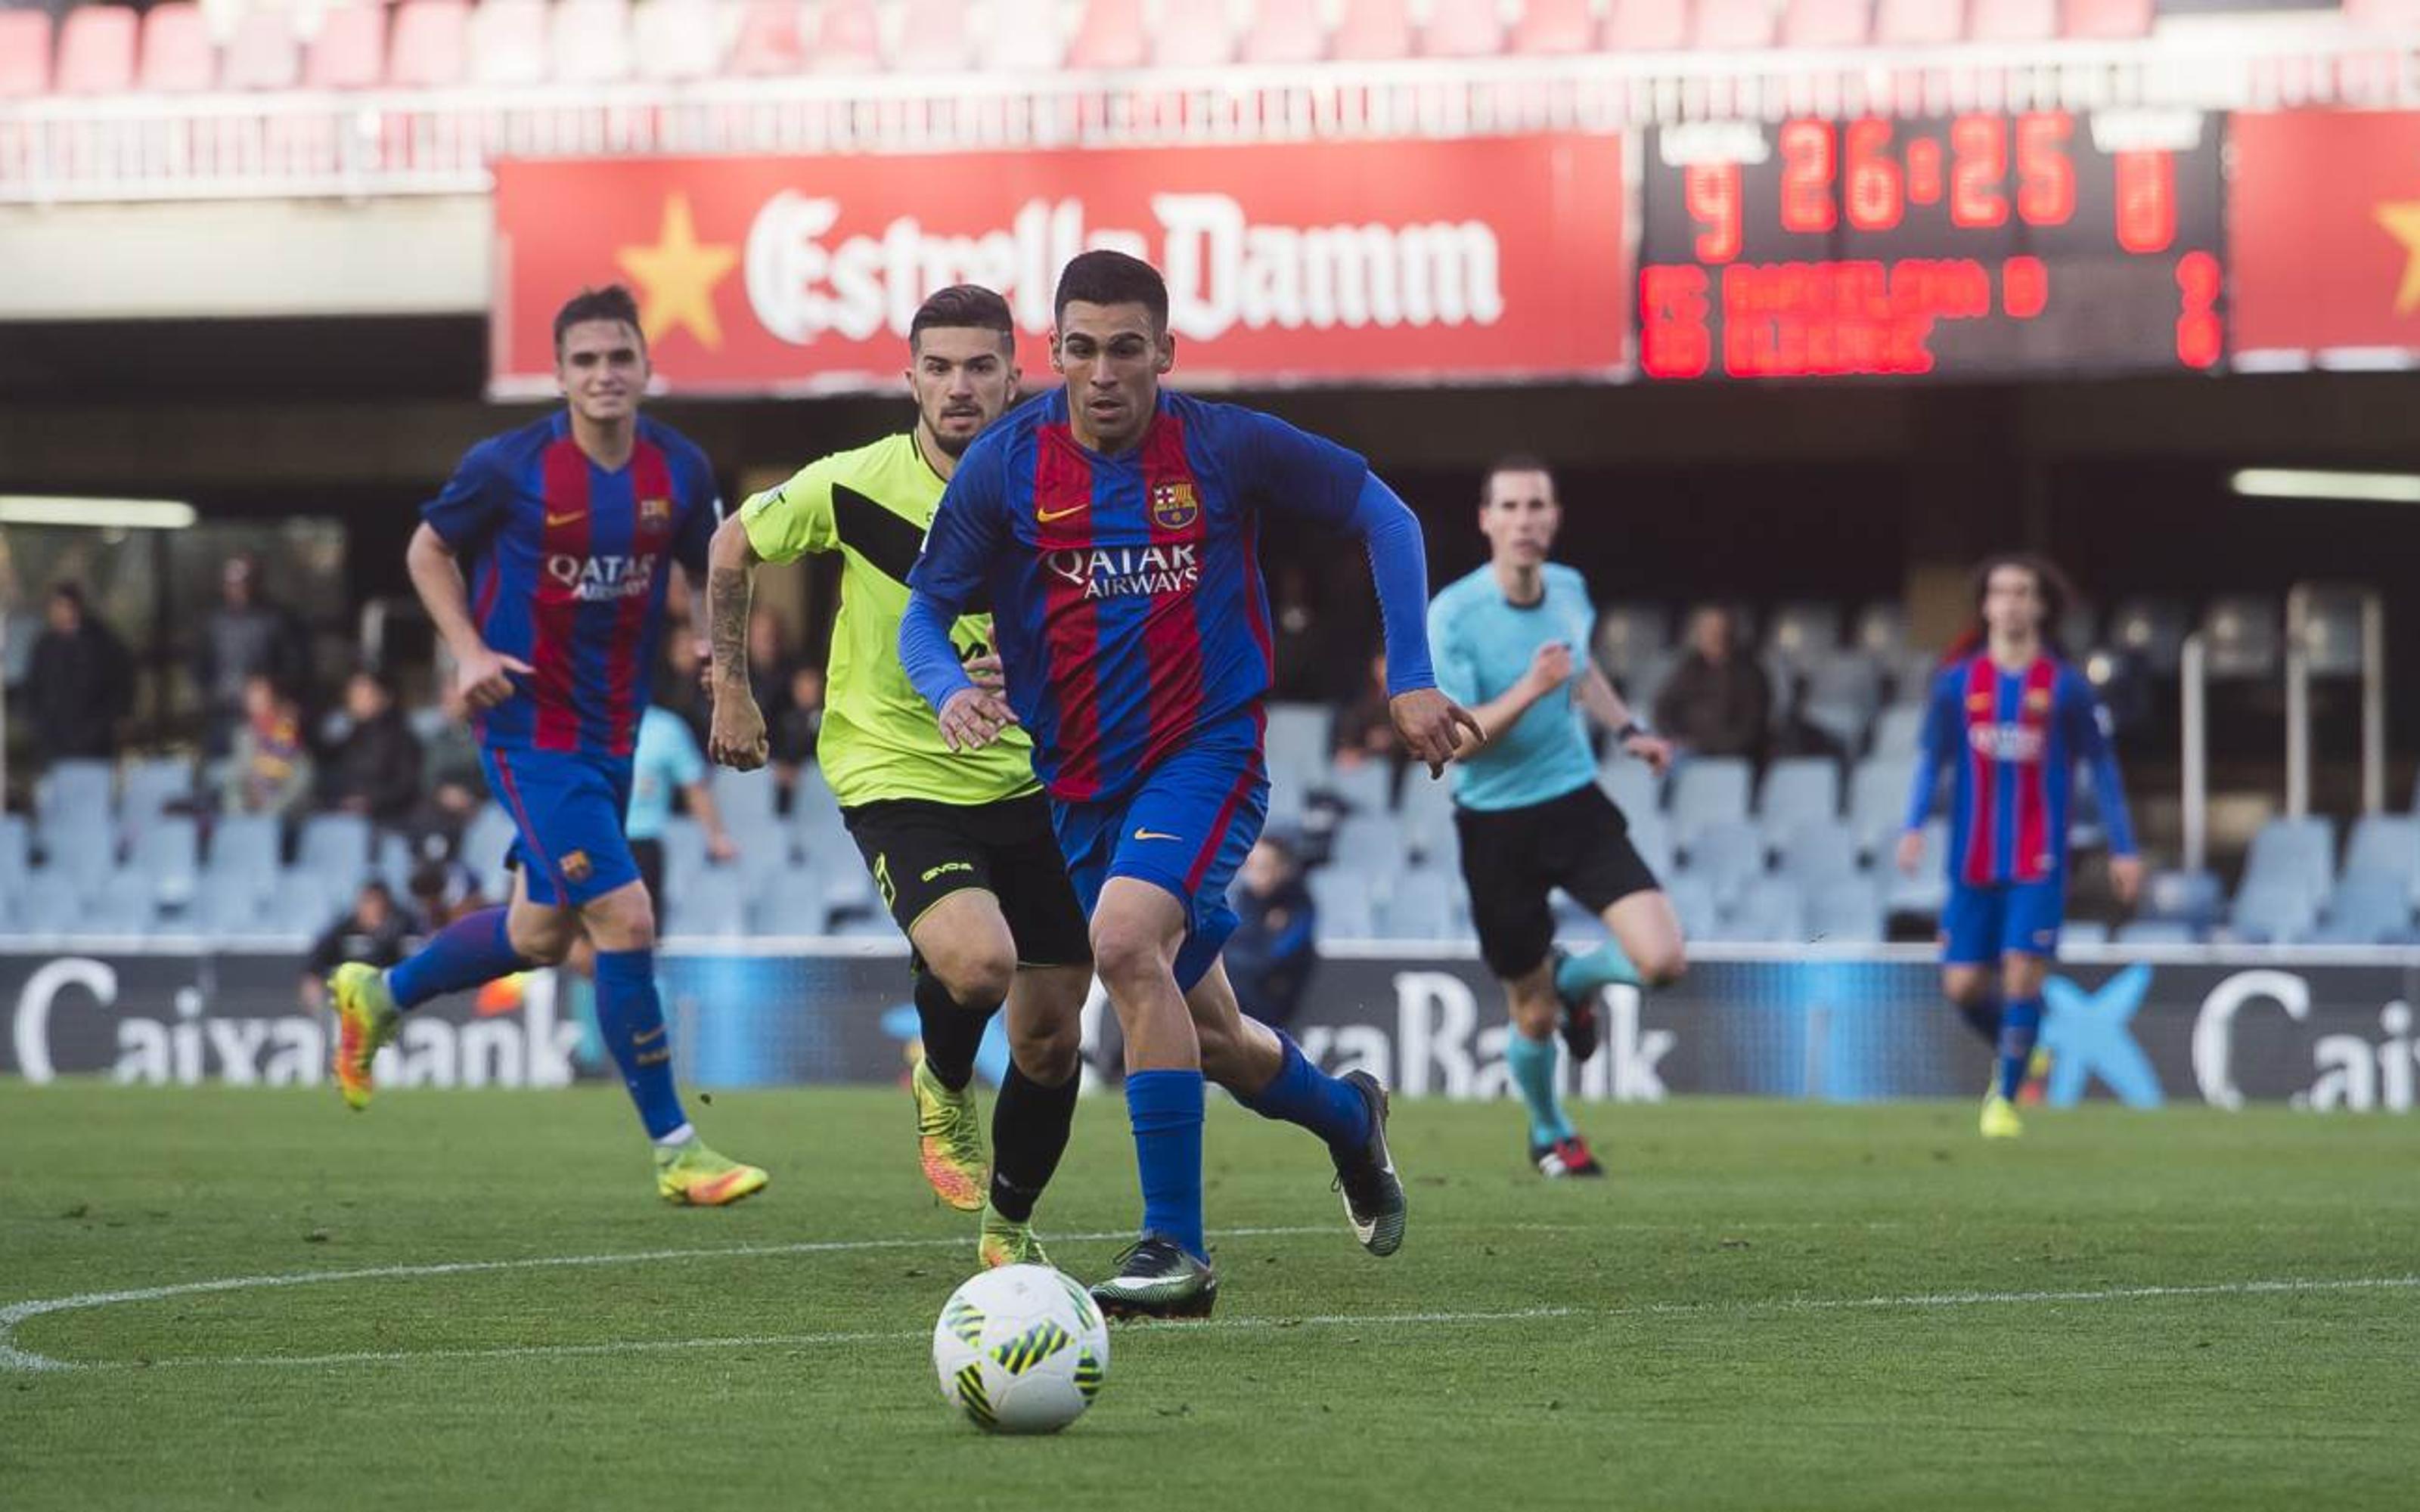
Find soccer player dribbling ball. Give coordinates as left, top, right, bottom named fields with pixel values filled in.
left=705, top=286, right=1094, bottom=1269
left=1898, top=554, right=2142, bottom=1139
left=900, top=250, right=1484, bottom=1320
left=328, top=286, right=766, bottom=1207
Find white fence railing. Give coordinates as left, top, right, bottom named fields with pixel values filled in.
left=4, top=39, right=2419, bottom=203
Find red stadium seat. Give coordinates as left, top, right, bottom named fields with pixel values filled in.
left=1333, top=0, right=1413, bottom=60
left=1151, top=0, right=1233, bottom=65
left=893, top=0, right=971, bottom=72
left=1068, top=0, right=1146, bottom=69
left=1783, top=0, right=1871, bottom=45
left=470, top=0, right=551, bottom=85
left=2059, top=0, right=2150, bottom=37
left=1606, top=0, right=1690, bottom=51
left=56, top=5, right=136, bottom=94
left=554, top=0, right=634, bottom=82
left=991, top=0, right=1068, bottom=70
left=1969, top=0, right=2053, bottom=41
left=1423, top=0, right=1506, bottom=56
left=138, top=3, right=216, bottom=93
left=632, top=0, right=722, bottom=80
left=1875, top=0, right=1964, bottom=43
left=1239, top=0, right=1326, bottom=63
left=1512, top=0, right=1602, bottom=54
left=389, top=0, right=471, bottom=88
left=305, top=5, right=387, bottom=89
left=728, top=1, right=808, bottom=75
left=0, top=10, right=53, bottom=98
left=222, top=9, right=301, bottom=91
left=1694, top=0, right=1779, bottom=48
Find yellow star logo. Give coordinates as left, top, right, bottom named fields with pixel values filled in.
left=2374, top=199, right=2420, bottom=316
left=616, top=194, right=739, bottom=350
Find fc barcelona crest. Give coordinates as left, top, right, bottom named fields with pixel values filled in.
left=2024, top=687, right=2053, bottom=713
left=1150, top=481, right=1201, bottom=532
left=638, top=497, right=673, bottom=531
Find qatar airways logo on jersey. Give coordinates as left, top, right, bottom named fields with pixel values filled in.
left=1045, top=544, right=1201, bottom=601
left=1969, top=723, right=2047, bottom=763
left=745, top=196, right=1505, bottom=345
left=544, top=553, right=659, bottom=603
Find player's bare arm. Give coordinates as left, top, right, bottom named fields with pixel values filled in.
left=1458, top=641, right=1572, bottom=748
left=405, top=522, right=530, bottom=712
left=703, top=516, right=768, bottom=770
left=1575, top=663, right=1674, bottom=776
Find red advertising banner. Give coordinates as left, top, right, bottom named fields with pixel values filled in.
left=2231, top=110, right=2420, bottom=359
left=491, top=137, right=1627, bottom=396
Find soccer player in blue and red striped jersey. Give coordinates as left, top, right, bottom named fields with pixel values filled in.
left=327, top=286, right=765, bottom=1206
left=901, top=251, right=1481, bottom=1318
left=1897, top=555, right=2142, bottom=1140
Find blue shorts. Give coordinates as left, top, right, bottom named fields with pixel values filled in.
left=1050, top=738, right=1267, bottom=993
left=1941, top=879, right=2065, bottom=965
left=481, top=746, right=641, bottom=909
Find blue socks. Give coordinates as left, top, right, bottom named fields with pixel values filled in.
left=1996, top=995, right=2044, bottom=1101
left=1234, top=1032, right=1373, bottom=1162
left=1125, top=1070, right=1207, bottom=1263
left=1506, top=1030, right=1573, bottom=1147
left=1554, top=942, right=1641, bottom=1002
left=594, top=947, right=689, bottom=1141
left=385, top=907, right=529, bottom=1010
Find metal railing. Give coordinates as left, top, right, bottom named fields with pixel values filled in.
left=2285, top=584, right=2390, bottom=819
left=5, top=36, right=2420, bottom=203
left=2181, top=632, right=2207, bottom=874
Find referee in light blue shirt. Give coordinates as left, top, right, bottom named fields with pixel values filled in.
left=1429, top=454, right=1689, bottom=1180
left=627, top=702, right=739, bottom=922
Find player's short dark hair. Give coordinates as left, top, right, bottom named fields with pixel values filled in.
left=1480, top=453, right=1556, bottom=501
left=911, top=285, right=1016, bottom=354
left=553, top=285, right=646, bottom=357
left=47, top=581, right=85, bottom=610
left=1053, top=250, right=1169, bottom=332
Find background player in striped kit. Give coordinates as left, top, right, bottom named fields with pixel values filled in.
left=1899, top=554, right=2142, bottom=1139
left=901, top=250, right=1482, bottom=1319
left=327, top=286, right=765, bottom=1206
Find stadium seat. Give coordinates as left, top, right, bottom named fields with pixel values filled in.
left=222, top=8, right=301, bottom=91
left=1064, top=0, right=1143, bottom=69
left=91, top=870, right=160, bottom=936
left=1264, top=704, right=1336, bottom=793
left=1760, top=756, right=1841, bottom=840
left=56, top=5, right=137, bottom=94
left=389, top=0, right=473, bottom=88
left=1723, top=878, right=1807, bottom=943
left=1779, top=820, right=1865, bottom=886
left=1782, top=0, right=1872, bottom=49
left=1850, top=756, right=1918, bottom=852
left=669, top=868, right=749, bottom=938
left=1873, top=0, right=1962, bottom=43
left=553, top=0, right=635, bottom=83
left=1422, top=0, right=1505, bottom=57
left=2243, top=816, right=2337, bottom=902
left=1381, top=869, right=1458, bottom=939
left=129, top=817, right=203, bottom=912
left=0, top=815, right=29, bottom=898
left=1871, top=704, right=1924, bottom=759
left=2342, top=815, right=2420, bottom=898
left=1150, top=0, right=1233, bottom=67
left=306, top=5, right=388, bottom=90
left=1968, top=0, right=2055, bottom=39
left=748, top=865, right=827, bottom=935
left=469, top=0, right=551, bottom=85
left=2228, top=881, right=2318, bottom=945
left=1766, top=602, right=1843, bottom=675
left=1886, top=819, right=1950, bottom=917
left=119, top=758, right=195, bottom=841
left=1621, top=650, right=1677, bottom=717
left=2060, top=0, right=2149, bottom=37
left=1803, top=655, right=1884, bottom=751
left=2063, top=919, right=2112, bottom=947
left=818, top=854, right=877, bottom=919
left=1665, top=874, right=1721, bottom=938
left=1512, top=0, right=1600, bottom=53
left=894, top=0, right=973, bottom=72
left=2106, top=597, right=2189, bottom=676
left=37, top=759, right=114, bottom=829
left=1239, top=0, right=1327, bottom=63
left=2138, top=868, right=2223, bottom=930
left=631, top=0, right=721, bottom=79
left=1683, top=819, right=1766, bottom=906
left=1694, top=0, right=1779, bottom=48
left=460, top=804, right=519, bottom=897
left=2313, top=877, right=2415, bottom=945
left=206, top=814, right=284, bottom=899
left=38, top=810, right=116, bottom=902
left=1807, top=878, right=1885, bottom=943
left=1599, top=758, right=1663, bottom=822
left=1330, top=814, right=1408, bottom=878
left=2114, top=919, right=2194, bottom=947
left=14, top=885, right=87, bottom=937
left=0, top=10, right=54, bottom=97
left=2201, top=596, right=2280, bottom=681
left=709, top=765, right=781, bottom=837
left=1627, top=810, right=1677, bottom=879
left=1316, top=757, right=1395, bottom=818
left=268, top=871, right=336, bottom=935
left=1669, top=757, right=1752, bottom=846
left=1606, top=0, right=1690, bottom=49
left=298, top=813, right=375, bottom=885
left=1592, top=603, right=1670, bottom=677
left=1397, top=768, right=1457, bottom=857
left=1308, top=869, right=1377, bottom=940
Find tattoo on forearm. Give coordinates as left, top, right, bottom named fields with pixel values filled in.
left=708, top=566, right=750, bottom=687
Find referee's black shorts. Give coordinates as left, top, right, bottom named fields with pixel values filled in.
left=1454, top=782, right=1661, bottom=982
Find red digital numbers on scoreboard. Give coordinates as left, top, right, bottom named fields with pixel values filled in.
left=1640, top=110, right=2225, bottom=379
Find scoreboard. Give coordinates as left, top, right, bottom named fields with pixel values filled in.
left=1636, top=111, right=2225, bottom=380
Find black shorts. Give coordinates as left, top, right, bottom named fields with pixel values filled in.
left=1455, top=782, right=1661, bottom=981
left=841, top=793, right=1092, bottom=969
left=630, top=837, right=666, bottom=914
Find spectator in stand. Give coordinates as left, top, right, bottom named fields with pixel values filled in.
left=769, top=665, right=825, bottom=784
left=322, top=668, right=424, bottom=827
left=194, top=554, right=313, bottom=758
left=299, top=879, right=420, bottom=1012
left=23, top=582, right=133, bottom=767
left=407, top=858, right=490, bottom=931
left=1329, top=651, right=1401, bottom=775
left=1225, top=834, right=1319, bottom=1030
left=411, top=682, right=489, bottom=854
left=629, top=702, right=738, bottom=922
left=222, top=673, right=315, bottom=819
left=1652, top=605, right=1772, bottom=762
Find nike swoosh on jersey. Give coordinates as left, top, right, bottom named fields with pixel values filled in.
left=1132, top=829, right=1182, bottom=841
left=1036, top=503, right=1088, bottom=522
left=544, top=510, right=588, bottom=526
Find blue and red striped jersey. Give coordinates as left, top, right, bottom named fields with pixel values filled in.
left=908, top=389, right=1367, bottom=804
left=422, top=412, right=718, bottom=760
left=1908, top=652, right=2137, bottom=886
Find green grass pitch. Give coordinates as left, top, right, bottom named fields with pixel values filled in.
left=4, top=1083, right=2417, bottom=1510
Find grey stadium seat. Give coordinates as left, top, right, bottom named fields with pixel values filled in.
left=1668, top=758, right=1752, bottom=846
left=1758, top=756, right=1841, bottom=841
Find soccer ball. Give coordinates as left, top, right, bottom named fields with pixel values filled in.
left=931, top=1264, right=1110, bottom=1434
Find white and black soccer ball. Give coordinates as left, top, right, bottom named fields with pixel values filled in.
left=931, top=1264, right=1109, bottom=1434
